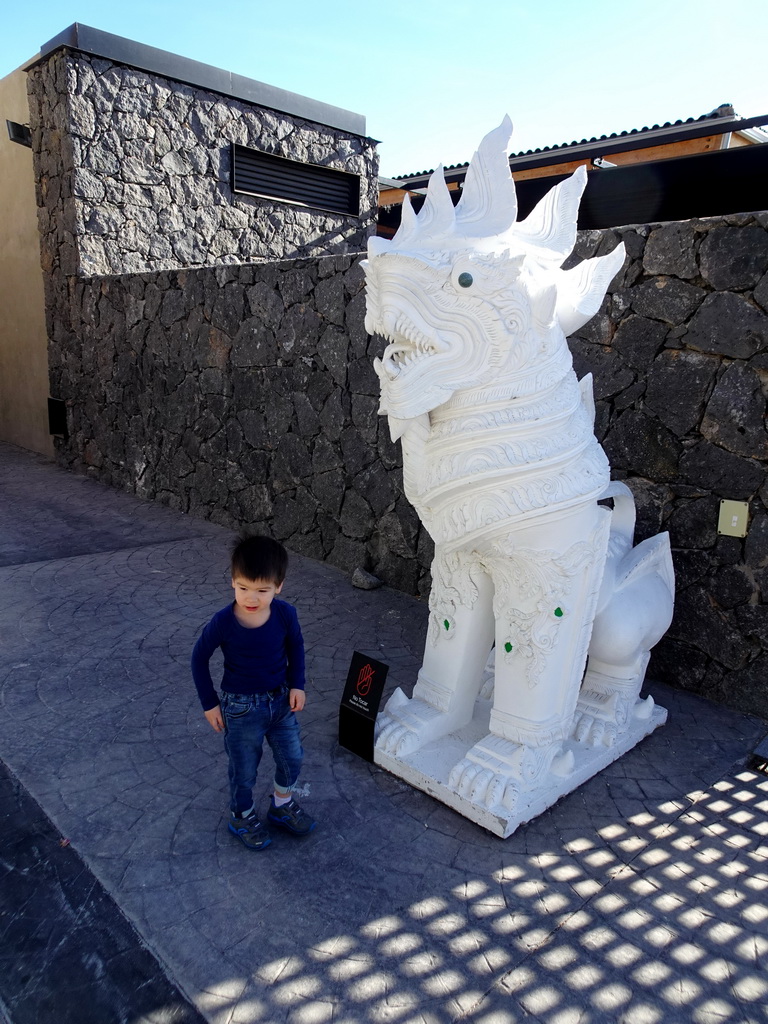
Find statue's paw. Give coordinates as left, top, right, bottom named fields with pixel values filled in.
left=374, top=697, right=449, bottom=757
left=376, top=718, right=420, bottom=757
left=447, top=758, right=518, bottom=811
left=571, top=711, right=617, bottom=748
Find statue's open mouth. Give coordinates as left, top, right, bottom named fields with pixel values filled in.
left=374, top=315, right=445, bottom=380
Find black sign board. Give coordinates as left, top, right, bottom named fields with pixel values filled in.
left=338, top=651, right=389, bottom=763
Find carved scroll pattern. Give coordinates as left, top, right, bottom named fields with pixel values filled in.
left=487, top=539, right=595, bottom=687
left=423, top=413, right=595, bottom=491
left=432, top=445, right=609, bottom=548
left=427, top=548, right=481, bottom=646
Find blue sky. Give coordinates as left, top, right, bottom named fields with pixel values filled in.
left=2, top=0, right=766, bottom=177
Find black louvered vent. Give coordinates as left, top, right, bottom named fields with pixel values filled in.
left=231, top=144, right=360, bottom=217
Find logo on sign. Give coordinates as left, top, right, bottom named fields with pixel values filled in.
left=356, top=662, right=374, bottom=696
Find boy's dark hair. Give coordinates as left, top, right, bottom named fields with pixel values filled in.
left=231, top=535, right=288, bottom=585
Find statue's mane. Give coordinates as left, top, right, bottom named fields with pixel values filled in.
left=383, top=116, right=587, bottom=265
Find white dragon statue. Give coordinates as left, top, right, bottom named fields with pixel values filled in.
left=363, top=118, right=675, bottom=835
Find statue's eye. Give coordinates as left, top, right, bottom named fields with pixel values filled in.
left=457, top=272, right=473, bottom=288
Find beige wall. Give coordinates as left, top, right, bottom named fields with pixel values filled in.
left=0, top=64, right=53, bottom=456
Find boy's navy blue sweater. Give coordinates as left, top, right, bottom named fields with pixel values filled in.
left=191, top=600, right=305, bottom=711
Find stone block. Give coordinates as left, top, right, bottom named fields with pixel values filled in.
left=701, top=364, right=768, bottom=458
left=73, top=167, right=106, bottom=201
left=311, top=471, right=345, bottom=517
left=679, top=442, right=765, bottom=499
left=231, top=319, right=277, bottom=367
left=340, top=425, right=375, bottom=477
left=699, top=226, right=768, bottom=290
left=671, top=549, right=711, bottom=591
left=317, top=327, right=349, bottom=386
left=328, top=534, right=368, bottom=574
left=236, top=447, right=269, bottom=485
left=603, top=410, right=681, bottom=482
left=714, top=652, right=768, bottom=715
left=571, top=308, right=613, bottom=346
left=345, top=287, right=369, bottom=352
left=353, top=462, right=394, bottom=518
left=644, top=350, right=719, bottom=437
left=237, top=408, right=267, bottom=448
left=754, top=272, right=768, bottom=313
left=263, top=389, right=296, bottom=438
left=277, top=304, right=323, bottom=360
left=272, top=435, right=312, bottom=493
left=667, top=585, right=750, bottom=670
left=292, top=393, right=320, bottom=437
left=279, top=268, right=315, bottom=307
left=159, top=289, right=187, bottom=327
left=311, top=435, right=342, bottom=475
left=629, top=277, right=705, bottom=325
left=371, top=548, right=420, bottom=595
left=617, top=226, right=647, bottom=261
left=643, top=223, right=698, bottom=279
left=304, top=372, right=334, bottom=413
left=624, top=477, right=672, bottom=540
left=612, top=315, right=668, bottom=372
left=350, top=393, right=379, bottom=444
left=351, top=567, right=382, bottom=590
left=569, top=340, right=635, bottom=400
left=711, top=565, right=754, bottom=609
left=613, top=380, right=645, bottom=412
left=315, top=274, right=345, bottom=326
left=318, top=391, right=345, bottom=443
left=121, top=156, right=164, bottom=186
left=745, top=513, right=768, bottom=569
left=339, top=489, right=374, bottom=540
left=198, top=429, right=228, bottom=467
left=735, top=605, right=768, bottom=648
left=649, top=637, right=709, bottom=690
left=209, top=287, right=244, bottom=338
left=271, top=487, right=317, bottom=538
left=347, top=357, right=379, bottom=396
left=685, top=292, right=768, bottom=359
left=666, top=495, right=719, bottom=549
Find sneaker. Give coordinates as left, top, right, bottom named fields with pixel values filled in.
left=228, top=811, right=271, bottom=851
left=267, top=798, right=317, bottom=835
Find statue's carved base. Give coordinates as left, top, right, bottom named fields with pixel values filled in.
left=374, top=689, right=667, bottom=838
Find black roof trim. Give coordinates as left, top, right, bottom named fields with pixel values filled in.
left=31, top=23, right=367, bottom=137
left=392, top=111, right=768, bottom=184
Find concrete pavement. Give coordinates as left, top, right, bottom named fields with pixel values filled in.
left=1, top=439, right=767, bottom=1024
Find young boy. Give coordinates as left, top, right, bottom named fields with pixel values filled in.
left=192, top=535, right=316, bottom=850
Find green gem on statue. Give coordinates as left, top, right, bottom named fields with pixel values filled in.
left=504, top=641, right=513, bottom=653
left=554, top=607, right=564, bottom=617
left=444, top=619, right=450, bottom=630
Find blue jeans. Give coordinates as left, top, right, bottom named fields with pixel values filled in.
left=222, top=687, right=303, bottom=816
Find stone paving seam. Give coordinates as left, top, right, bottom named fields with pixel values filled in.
left=0, top=757, right=208, bottom=1024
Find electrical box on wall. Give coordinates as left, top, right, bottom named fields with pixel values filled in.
left=718, top=500, right=749, bottom=538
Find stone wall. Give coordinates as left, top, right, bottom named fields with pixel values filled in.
left=26, top=49, right=378, bottom=279
left=49, top=213, right=768, bottom=718
left=51, top=253, right=427, bottom=596
left=566, top=214, right=768, bottom=716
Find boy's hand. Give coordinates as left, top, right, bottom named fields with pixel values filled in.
left=289, top=689, right=306, bottom=712
left=204, top=706, right=225, bottom=732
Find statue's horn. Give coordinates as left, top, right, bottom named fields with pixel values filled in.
left=395, top=191, right=419, bottom=243
left=516, top=164, right=588, bottom=262
left=455, top=115, right=518, bottom=237
left=415, top=163, right=456, bottom=237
